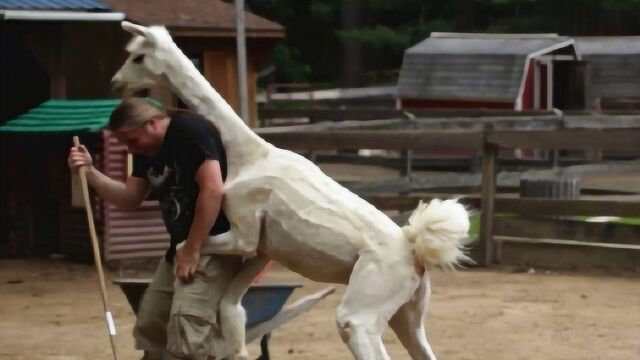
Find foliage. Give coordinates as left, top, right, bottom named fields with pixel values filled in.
left=243, top=0, right=640, bottom=85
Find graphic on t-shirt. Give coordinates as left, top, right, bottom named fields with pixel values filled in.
left=147, top=161, right=191, bottom=237
left=147, top=164, right=172, bottom=189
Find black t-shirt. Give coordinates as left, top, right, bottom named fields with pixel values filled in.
left=131, top=111, right=230, bottom=262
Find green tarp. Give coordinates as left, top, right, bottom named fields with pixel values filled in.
left=0, top=99, right=122, bottom=133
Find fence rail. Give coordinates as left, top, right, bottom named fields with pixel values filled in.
left=488, top=128, right=640, bottom=151
left=261, top=130, right=484, bottom=151
left=259, top=108, right=556, bottom=122
left=258, top=123, right=640, bottom=269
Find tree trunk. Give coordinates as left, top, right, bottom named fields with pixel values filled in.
left=341, top=0, right=362, bottom=87
left=454, top=0, right=475, bottom=32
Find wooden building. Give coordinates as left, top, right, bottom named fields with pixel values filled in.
left=576, top=36, right=640, bottom=110
left=0, top=0, right=284, bottom=261
left=1, top=0, right=284, bottom=126
left=397, top=33, right=584, bottom=111
left=0, top=100, right=118, bottom=259
left=0, top=0, right=126, bottom=122
left=103, top=0, right=283, bottom=126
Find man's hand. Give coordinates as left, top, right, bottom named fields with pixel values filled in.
left=174, top=242, right=200, bottom=283
left=68, top=144, right=93, bottom=173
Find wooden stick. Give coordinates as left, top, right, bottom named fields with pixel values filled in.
left=73, top=136, right=118, bottom=360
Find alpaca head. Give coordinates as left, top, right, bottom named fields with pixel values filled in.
left=112, top=21, right=174, bottom=95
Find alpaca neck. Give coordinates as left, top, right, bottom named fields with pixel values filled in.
left=161, top=42, right=270, bottom=174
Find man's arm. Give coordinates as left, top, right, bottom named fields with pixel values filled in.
left=174, top=158, right=225, bottom=282
left=85, top=168, right=150, bottom=210
left=69, top=144, right=150, bottom=209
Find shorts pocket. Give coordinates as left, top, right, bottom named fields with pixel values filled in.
left=166, top=302, right=223, bottom=359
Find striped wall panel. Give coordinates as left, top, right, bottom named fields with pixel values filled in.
left=101, top=130, right=169, bottom=261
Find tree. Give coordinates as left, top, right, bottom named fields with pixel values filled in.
left=244, top=0, right=640, bottom=86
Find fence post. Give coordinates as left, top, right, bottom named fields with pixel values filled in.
left=400, top=149, right=413, bottom=178
left=400, top=116, right=417, bottom=179
left=478, top=124, right=498, bottom=266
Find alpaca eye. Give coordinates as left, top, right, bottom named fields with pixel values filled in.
left=133, top=55, right=145, bottom=64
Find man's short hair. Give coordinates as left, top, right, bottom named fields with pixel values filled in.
left=109, top=98, right=166, bottom=131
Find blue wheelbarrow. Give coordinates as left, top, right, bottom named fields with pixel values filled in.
left=113, top=278, right=334, bottom=359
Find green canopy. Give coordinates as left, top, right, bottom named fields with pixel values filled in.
left=0, top=99, right=122, bottom=133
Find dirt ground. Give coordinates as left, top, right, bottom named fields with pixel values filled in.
left=2, top=165, right=639, bottom=359
left=0, top=259, right=638, bottom=360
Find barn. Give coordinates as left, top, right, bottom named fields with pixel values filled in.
left=397, top=32, right=584, bottom=111
left=576, top=36, right=640, bottom=110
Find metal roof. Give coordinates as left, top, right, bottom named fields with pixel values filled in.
left=398, top=33, right=575, bottom=103
left=0, top=99, right=120, bottom=133
left=577, top=36, right=640, bottom=55
left=406, top=33, right=571, bottom=55
left=0, top=0, right=110, bottom=10
left=576, top=37, right=640, bottom=99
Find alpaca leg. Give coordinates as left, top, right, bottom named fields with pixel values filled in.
left=336, top=255, right=420, bottom=360
left=219, top=254, right=270, bottom=360
left=220, top=211, right=271, bottom=360
left=389, top=274, right=437, bottom=360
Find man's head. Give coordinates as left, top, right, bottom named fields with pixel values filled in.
left=109, top=98, right=170, bottom=156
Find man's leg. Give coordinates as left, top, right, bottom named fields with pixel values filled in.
left=134, top=258, right=175, bottom=360
left=166, top=254, right=242, bottom=360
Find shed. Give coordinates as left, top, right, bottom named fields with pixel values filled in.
left=576, top=37, right=640, bottom=109
left=0, top=0, right=125, bottom=121
left=0, top=99, right=170, bottom=261
left=1, top=0, right=285, bottom=126
left=103, top=0, right=284, bottom=126
left=397, top=33, right=583, bottom=111
left=0, top=0, right=284, bottom=261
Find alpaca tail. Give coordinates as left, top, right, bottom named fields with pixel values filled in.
left=402, top=199, right=472, bottom=269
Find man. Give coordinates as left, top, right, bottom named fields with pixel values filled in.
left=68, top=98, right=242, bottom=359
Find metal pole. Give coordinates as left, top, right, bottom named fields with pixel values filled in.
left=235, top=0, right=250, bottom=123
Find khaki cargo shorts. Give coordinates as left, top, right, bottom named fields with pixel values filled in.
left=133, top=254, right=242, bottom=359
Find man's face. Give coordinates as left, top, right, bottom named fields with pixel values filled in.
left=114, top=118, right=163, bottom=156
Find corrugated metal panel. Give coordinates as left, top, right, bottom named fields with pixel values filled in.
left=102, top=130, right=170, bottom=261
left=0, top=0, right=110, bottom=10
left=576, top=37, right=640, bottom=99
left=398, top=34, right=574, bottom=102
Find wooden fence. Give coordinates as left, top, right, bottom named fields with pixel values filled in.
left=257, top=126, right=640, bottom=270
left=258, top=108, right=557, bottom=126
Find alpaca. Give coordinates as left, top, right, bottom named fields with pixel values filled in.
left=112, top=22, right=470, bottom=360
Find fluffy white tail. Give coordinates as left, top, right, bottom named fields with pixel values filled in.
left=402, top=199, right=471, bottom=268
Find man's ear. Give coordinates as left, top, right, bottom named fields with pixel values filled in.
left=147, top=116, right=164, bottom=130
left=145, top=118, right=157, bottom=130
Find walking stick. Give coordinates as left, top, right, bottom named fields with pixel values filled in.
left=72, top=136, right=118, bottom=360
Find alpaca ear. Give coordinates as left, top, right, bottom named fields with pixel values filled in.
left=122, top=21, right=147, bottom=38
left=122, top=21, right=162, bottom=47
